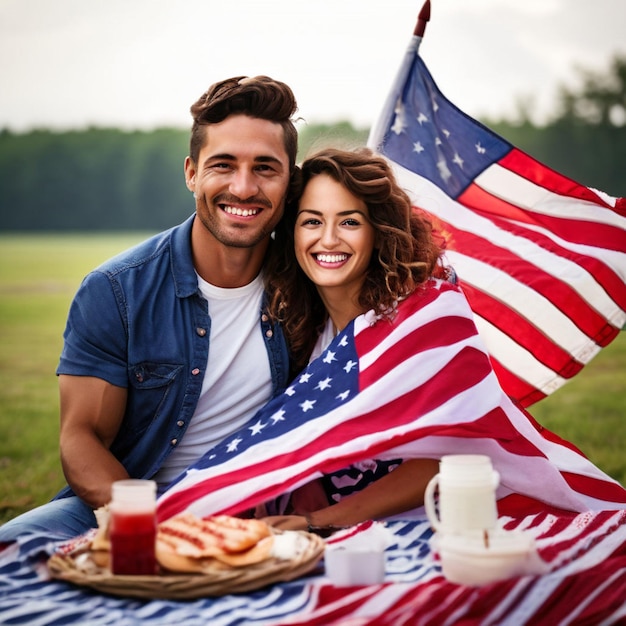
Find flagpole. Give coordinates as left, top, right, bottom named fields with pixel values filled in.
left=367, top=0, right=431, bottom=151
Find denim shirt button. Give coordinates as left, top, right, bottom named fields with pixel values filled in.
left=196, top=327, right=207, bottom=337
left=261, top=314, right=269, bottom=323
left=177, top=420, right=184, bottom=427
left=171, top=438, right=178, bottom=446
left=191, top=368, right=200, bottom=375
left=265, top=329, right=273, bottom=338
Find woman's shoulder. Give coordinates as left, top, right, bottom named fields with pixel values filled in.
left=397, top=278, right=472, bottom=317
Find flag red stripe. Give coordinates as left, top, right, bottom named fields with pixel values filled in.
left=562, top=470, right=626, bottom=504
left=458, top=183, right=626, bottom=311
left=498, top=494, right=577, bottom=518
left=499, top=148, right=615, bottom=209
left=466, top=177, right=626, bottom=252
left=355, top=277, right=451, bottom=355
left=487, top=357, right=547, bottom=408
left=436, top=216, right=617, bottom=340
left=358, top=314, right=479, bottom=390
left=460, top=283, right=587, bottom=376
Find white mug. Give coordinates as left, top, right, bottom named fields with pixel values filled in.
left=424, top=455, right=500, bottom=535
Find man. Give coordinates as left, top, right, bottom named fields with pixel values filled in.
left=0, top=76, right=299, bottom=542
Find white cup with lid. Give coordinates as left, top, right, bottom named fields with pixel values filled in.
left=424, top=455, right=500, bottom=535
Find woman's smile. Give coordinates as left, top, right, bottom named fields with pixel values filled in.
left=295, top=174, right=375, bottom=295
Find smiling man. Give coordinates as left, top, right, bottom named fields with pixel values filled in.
left=0, top=76, right=300, bottom=542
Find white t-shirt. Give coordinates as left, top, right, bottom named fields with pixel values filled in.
left=309, top=317, right=335, bottom=362
left=154, top=272, right=273, bottom=485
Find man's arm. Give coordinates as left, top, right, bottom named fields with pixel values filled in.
left=59, top=374, right=129, bottom=509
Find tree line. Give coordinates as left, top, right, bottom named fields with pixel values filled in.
left=1, top=56, right=624, bottom=232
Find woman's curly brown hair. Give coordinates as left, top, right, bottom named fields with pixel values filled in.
left=265, top=147, right=446, bottom=371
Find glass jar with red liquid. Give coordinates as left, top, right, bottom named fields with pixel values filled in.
left=109, top=479, right=158, bottom=575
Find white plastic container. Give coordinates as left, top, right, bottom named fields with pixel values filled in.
left=433, top=529, right=543, bottom=586
left=424, top=455, right=500, bottom=535
left=325, top=545, right=386, bottom=586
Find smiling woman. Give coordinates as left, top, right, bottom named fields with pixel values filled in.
left=295, top=174, right=377, bottom=329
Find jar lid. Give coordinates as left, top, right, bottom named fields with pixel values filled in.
left=111, top=479, right=157, bottom=505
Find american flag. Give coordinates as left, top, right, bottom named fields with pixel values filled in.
left=156, top=281, right=626, bottom=523
left=368, top=33, right=626, bottom=408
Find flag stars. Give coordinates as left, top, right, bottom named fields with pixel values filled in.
left=453, top=153, right=464, bottom=168
left=437, top=158, right=452, bottom=182
left=248, top=420, right=266, bottom=436
left=338, top=335, right=348, bottom=347
left=270, top=410, right=286, bottom=424
left=413, top=141, right=425, bottom=154
left=416, top=112, right=429, bottom=125
left=391, top=100, right=407, bottom=135
left=323, top=350, right=337, bottom=364
left=285, top=386, right=296, bottom=396
left=475, top=142, right=486, bottom=154
left=299, top=399, right=316, bottom=412
left=226, top=437, right=243, bottom=453
left=299, top=372, right=312, bottom=384
left=344, top=360, right=357, bottom=373
left=391, top=116, right=406, bottom=135
left=442, top=128, right=450, bottom=138
left=337, top=390, right=350, bottom=401
left=316, top=377, right=332, bottom=391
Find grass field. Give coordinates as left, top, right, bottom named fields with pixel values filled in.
left=0, top=233, right=625, bottom=525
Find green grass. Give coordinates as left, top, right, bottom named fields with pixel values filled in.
left=0, top=234, right=624, bottom=525
left=0, top=233, right=150, bottom=523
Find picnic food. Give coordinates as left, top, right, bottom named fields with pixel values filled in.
left=156, top=513, right=275, bottom=573
left=87, top=508, right=278, bottom=574
left=48, top=512, right=326, bottom=598
left=90, top=506, right=111, bottom=568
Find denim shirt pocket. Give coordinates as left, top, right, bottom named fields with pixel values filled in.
left=126, top=362, right=184, bottom=435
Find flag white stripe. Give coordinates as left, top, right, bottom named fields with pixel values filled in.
left=477, top=163, right=626, bottom=229
left=472, top=314, right=568, bottom=394
left=446, top=251, right=596, bottom=352
left=355, top=285, right=475, bottom=371
left=504, top=217, right=626, bottom=311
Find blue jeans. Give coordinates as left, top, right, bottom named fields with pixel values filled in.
left=0, top=497, right=96, bottom=543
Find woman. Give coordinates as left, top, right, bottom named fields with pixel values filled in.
left=260, top=147, right=451, bottom=531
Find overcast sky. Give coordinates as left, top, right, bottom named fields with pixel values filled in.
left=1, top=0, right=625, bottom=133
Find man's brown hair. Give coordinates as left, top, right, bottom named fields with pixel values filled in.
left=189, top=76, right=298, bottom=173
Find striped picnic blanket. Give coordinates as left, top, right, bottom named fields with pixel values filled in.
left=1, top=510, right=624, bottom=625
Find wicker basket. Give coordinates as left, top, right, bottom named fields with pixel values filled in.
left=47, top=529, right=326, bottom=600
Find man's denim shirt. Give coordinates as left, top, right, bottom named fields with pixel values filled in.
left=54, top=214, right=290, bottom=499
